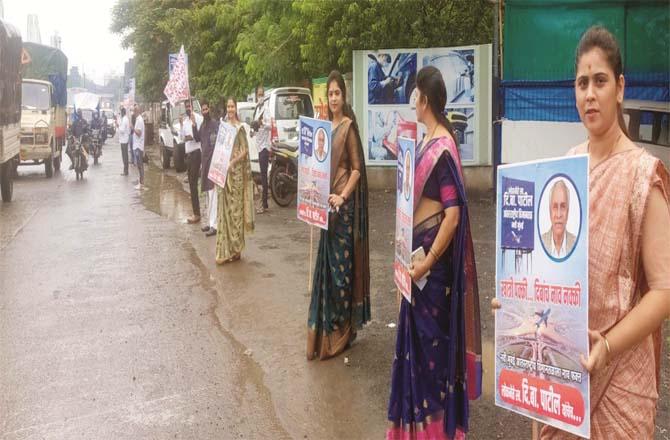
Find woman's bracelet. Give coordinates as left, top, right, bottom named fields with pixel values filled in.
left=429, top=247, right=440, bottom=261
left=602, top=333, right=612, bottom=365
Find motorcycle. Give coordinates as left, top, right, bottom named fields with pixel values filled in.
left=269, top=142, right=299, bottom=207
left=69, top=135, right=88, bottom=180
left=90, top=128, right=101, bottom=165
left=107, top=122, right=116, bottom=138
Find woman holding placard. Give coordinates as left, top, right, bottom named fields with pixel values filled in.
left=306, top=70, right=371, bottom=361
left=543, top=26, right=670, bottom=439
left=386, top=66, right=482, bottom=439
left=215, top=97, right=255, bottom=264
left=493, top=26, right=670, bottom=438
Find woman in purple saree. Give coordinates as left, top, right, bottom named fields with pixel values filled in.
left=387, top=66, right=482, bottom=440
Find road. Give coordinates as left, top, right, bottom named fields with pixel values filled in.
left=1, top=136, right=668, bottom=439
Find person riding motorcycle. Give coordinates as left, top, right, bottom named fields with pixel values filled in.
left=91, top=112, right=106, bottom=148
left=67, top=109, right=89, bottom=170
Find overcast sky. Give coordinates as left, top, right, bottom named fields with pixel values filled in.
left=3, top=0, right=134, bottom=84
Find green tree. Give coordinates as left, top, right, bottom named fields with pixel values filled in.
left=111, top=0, right=193, bottom=101
left=111, top=0, right=493, bottom=102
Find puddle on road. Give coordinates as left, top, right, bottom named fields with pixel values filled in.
left=183, top=241, right=290, bottom=437
left=138, top=162, right=193, bottom=222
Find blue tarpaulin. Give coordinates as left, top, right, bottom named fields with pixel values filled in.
left=502, top=75, right=670, bottom=122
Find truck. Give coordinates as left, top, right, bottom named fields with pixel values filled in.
left=159, top=98, right=201, bottom=172
left=0, top=19, right=22, bottom=202
left=19, top=42, right=68, bottom=177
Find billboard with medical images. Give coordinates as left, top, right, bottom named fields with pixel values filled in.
left=354, top=44, right=491, bottom=167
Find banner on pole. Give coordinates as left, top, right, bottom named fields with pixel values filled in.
left=163, top=46, right=190, bottom=106
left=393, top=137, right=415, bottom=302
left=297, top=116, right=332, bottom=229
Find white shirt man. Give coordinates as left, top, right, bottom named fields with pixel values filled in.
left=119, top=114, right=130, bottom=145
left=118, top=112, right=131, bottom=175
left=254, top=92, right=271, bottom=212
left=132, top=112, right=146, bottom=190
left=183, top=112, right=203, bottom=154
left=255, top=106, right=271, bottom=154
left=181, top=109, right=204, bottom=224
left=133, top=114, right=145, bottom=152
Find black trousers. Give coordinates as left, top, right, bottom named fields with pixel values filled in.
left=187, top=149, right=201, bottom=216
left=120, top=143, right=129, bottom=174
left=259, top=148, right=270, bottom=209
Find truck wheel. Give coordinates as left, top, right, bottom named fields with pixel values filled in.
left=54, top=152, right=62, bottom=171
left=174, top=143, right=186, bottom=172
left=1, top=161, right=14, bottom=202
left=45, top=156, right=54, bottom=178
left=161, top=143, right=171, bottom=169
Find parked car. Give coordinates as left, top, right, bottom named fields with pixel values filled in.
left=158, top=98, right=201, bottom=172
left=624, top=99, right=669, bottom=168
left=252, top=87, right=314, bottom=150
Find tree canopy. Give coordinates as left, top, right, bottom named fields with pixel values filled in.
left=111, top=0, right=493, bottom=106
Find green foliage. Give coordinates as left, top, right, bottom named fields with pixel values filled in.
left=111, top=0, right=492, bottom=105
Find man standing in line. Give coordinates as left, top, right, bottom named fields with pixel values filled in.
left=252, top=85, right=270, bottom=213
left=132, top=105, right=145, bottom=190
left=181, top=100, right=204, bottom=224
left=198, top=100, right=219, bottom=236
left=118, top=107, right=130, bottom=175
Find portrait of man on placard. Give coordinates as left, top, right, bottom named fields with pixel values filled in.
left=541, top=179, right=577, bottom=258
left=314, top=128, right=328, bottom=162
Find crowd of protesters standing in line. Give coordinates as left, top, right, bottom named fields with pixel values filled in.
left=107, top=25, right=669, bottom=439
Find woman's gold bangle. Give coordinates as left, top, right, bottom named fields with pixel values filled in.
left=429, top=247, right=440, bottom=260
left=602, top=333, right=612, bottom=365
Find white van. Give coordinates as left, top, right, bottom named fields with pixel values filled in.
left=252, top=87, right=315, bottom=150
left=237, top=101, right=260, bottom=174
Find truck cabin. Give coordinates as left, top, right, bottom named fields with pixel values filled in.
left=22, top=81, right=52, bottom=115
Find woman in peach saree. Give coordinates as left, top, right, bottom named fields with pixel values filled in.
left=494, top=26, right=670, bottom=439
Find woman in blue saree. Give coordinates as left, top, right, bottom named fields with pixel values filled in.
left=306, top=71, right=371, bottom=361
left=387, top=66, right=482, bottom=439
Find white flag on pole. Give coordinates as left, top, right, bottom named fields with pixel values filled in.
left=163, top=45, right=190, bottom=105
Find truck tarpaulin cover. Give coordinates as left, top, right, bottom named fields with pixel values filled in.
left=73, top=92, right=101, bottom=111
left=0, top=19, right=22, bottom=126
left=22, top=41, right=68, bottom=107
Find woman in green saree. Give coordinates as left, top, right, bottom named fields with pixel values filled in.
left=215, top=97, right=255, bottom=264
left=306, top=71, right=371, bottom=360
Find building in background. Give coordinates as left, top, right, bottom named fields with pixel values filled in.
left=50, top=31, right=61, bottom=50
left=26, top=14, right=41, bottom=44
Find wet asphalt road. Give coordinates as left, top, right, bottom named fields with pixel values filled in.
left=1, top=136, right=668, bottom=439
